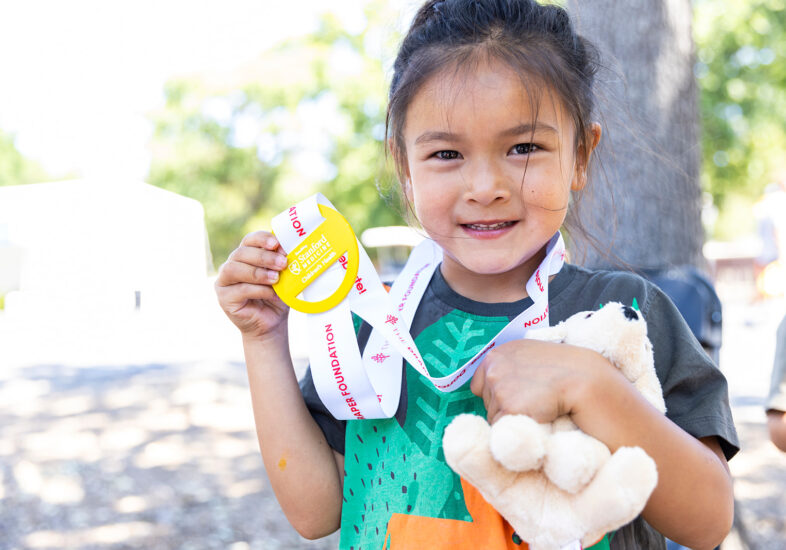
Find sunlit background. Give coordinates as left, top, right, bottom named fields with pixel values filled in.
left=0, top=0, right=386, bottom=180
left=1, top=0, right=785, bottom=548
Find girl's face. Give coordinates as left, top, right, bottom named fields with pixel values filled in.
left=401, top=59, right=597, bottom=301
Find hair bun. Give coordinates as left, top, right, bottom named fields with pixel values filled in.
left=412, top=0, right=447, bottom=29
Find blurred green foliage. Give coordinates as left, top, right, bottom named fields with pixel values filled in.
left=0, top=130, right=47, bottom=186
left=148, top=3, right=404, bottom=265
left=694, top=0, right=786, bottom=227
left=148, top=0, right=786, bottom=257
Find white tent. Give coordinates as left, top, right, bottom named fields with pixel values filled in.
left=0, top=179, right=212, bottom=318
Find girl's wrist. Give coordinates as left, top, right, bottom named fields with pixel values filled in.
left=564, top=348, right=619, bottom=417
left=242, top=324, right=289, bottom=353
left=567, top=349, right=642, bottom=439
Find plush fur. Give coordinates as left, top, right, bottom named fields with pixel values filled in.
left=443, top=303, right=666, bottom=550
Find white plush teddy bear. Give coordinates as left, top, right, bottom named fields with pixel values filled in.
left=442, top=302, right=666, bottom=550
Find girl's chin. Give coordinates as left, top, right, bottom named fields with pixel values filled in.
left=448, top=257, right=531, bottom=278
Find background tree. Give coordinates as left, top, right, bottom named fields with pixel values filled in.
left=148, top=4, right=403, bottom=267
left=566, top=0, right=704, bottom=269
left=148, top=0, right=786, bottom=268
left=0, top=130, right=48, bottom=186
left=693, top=0, right=786, bottom=240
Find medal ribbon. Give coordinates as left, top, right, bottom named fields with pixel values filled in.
left=271, top=194, right=565, bottom=420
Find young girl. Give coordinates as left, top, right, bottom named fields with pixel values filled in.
left=215, top=1, right=738, bottom=548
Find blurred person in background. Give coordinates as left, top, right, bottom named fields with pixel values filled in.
left=766, top=314, right=786, bottom=451
left=753, top=176, right=786, bottom=299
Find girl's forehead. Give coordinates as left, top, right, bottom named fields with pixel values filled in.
left=405, top=59, right=572, bottom=135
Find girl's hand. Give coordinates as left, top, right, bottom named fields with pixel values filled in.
left=215, top=230, right=290, bottom=341
left=470, top=339, right=607, bottom=425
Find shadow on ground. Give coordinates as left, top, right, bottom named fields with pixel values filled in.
left=0, top=361, right=340, bottom=550
left=729, top=420, right=786, bottom=550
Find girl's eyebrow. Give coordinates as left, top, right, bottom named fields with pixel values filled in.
left=414, top=131, right=461, bottom=145
left=414, top=122, right=558, bottom=145
left=501, top=122, right=558, bottom=137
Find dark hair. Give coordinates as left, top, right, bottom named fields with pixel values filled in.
left=385, top=0, right=604, bottom=252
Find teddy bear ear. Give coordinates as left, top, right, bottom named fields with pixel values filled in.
left=621, top=305, right=639, bottom=321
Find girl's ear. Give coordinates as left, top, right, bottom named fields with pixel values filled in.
left=572, top=122, right=602, bottom=192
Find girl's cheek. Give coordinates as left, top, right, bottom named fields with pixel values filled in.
left=518, top=177, right=571, bottom=210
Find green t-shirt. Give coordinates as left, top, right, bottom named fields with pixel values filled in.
left=300, top=263, right=739, bottom=550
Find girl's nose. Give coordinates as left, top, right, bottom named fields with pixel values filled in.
left=463, top=160, right=511, bottom=206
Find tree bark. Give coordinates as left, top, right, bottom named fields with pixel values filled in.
left=565, top=0, right=704, bottom=270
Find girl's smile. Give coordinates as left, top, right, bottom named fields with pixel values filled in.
left=401, top=58, right=596, bottom=303
left=461, top=220, right=517, bottom=238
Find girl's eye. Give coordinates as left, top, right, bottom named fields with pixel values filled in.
left=510, top=143, right=538, bottom=155
left=433, top=150, right=461, bottom=160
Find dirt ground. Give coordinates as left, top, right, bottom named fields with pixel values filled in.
left=0, top=359, right=340, bottom=550
left=719, top=295, right=786, bottom=550
left=0, top=293, right=784, bottom=549
left=728, top=420, right=786, bottom=550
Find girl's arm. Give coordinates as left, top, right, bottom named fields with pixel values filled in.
left=569, top=349, right=732, bottom=550
left=215, top=230, right=343, bottom=539
left=244, top=329, right=344, bottom=539
left=471, top=340, right=733, bottom=550
left=767, top=410, right=786, bottom=452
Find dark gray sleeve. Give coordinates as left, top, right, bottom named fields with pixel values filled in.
left=644, top=283, right=739, bottom=460
left=299, top=367, right=347, bottom=455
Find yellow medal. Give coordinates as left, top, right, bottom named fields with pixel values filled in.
left=272, top=204, right=359, bottom=313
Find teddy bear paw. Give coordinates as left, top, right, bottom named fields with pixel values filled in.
left=489, top=415, right=548, bottom=472
left=577, top=445, right=658, bottom=543
left=544, top=430, right=611, bottom=493
left=443, top=413, right=490, bottom=465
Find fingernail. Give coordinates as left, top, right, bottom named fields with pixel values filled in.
left=275, top=255, right=287, bottom=268
left=268, top=270, right=279, bottom=283
left=267, top=237, right=277, bottom=249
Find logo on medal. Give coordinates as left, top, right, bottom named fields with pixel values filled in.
left=273, top=204, right=360, bottom=314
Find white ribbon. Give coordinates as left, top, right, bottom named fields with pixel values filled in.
left=272, top=194, right=565, bottom=420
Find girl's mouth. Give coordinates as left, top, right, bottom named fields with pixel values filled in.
left=462, top=221, right=516, bottom=231
left=460, top=220, right=518, bottom=239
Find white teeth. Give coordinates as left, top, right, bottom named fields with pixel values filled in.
left=466, top=221, right=513, bottom=230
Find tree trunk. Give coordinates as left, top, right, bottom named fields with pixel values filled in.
left=565, top=0, right=704, bottom=270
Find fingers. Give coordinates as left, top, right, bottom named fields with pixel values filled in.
left=216, top=233, right=288, bottom=288
left=471, top=357, right=503, bottom=424
left=486, top=404, right=503, bottom=426
left=487, top=407, right=505, bottom=426
left=216, top=282, right=282, bottom=309
left=216, top=258, right=281, bottom=287
left=482, top=365, right=504, bottom=425
left=213, top=231, right=293, bottom=337
left=470, top=360, right=486, bottom=397
left=231, top=245, right=287, bottom=276
left=240, top=230, right=280, bottom=250
left=473, top=349, right=559, bottom=424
